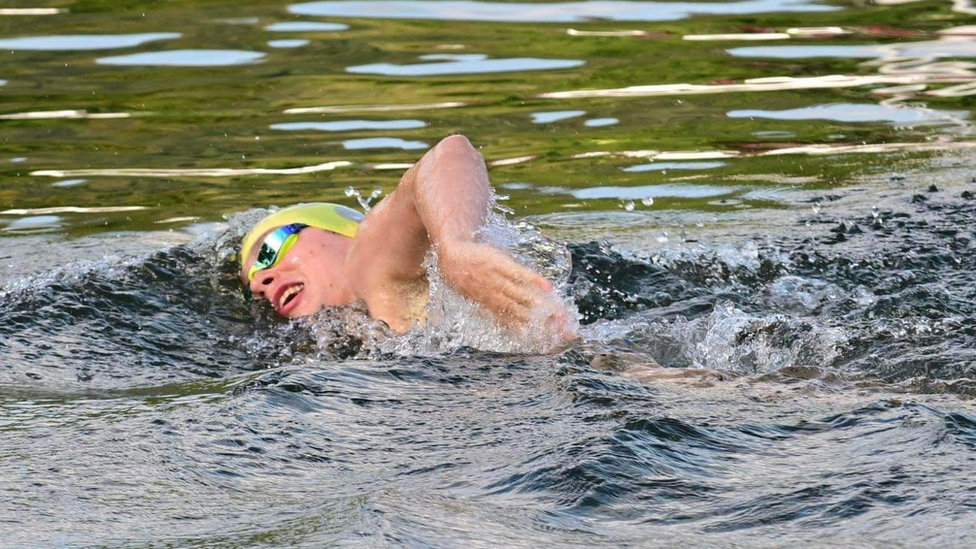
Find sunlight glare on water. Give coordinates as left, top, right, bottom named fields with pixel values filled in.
left=346, top=53, right=585, bottom=76
left=0, top=32, right=181, bottom=50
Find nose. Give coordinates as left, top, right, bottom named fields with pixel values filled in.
left=249, top=269, right=277, bottom=297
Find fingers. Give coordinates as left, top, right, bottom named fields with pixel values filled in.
left=438, top=241, right=570, bottom=335
left=491, top=254, right=555, bottom=294
left=499, top=279, right=542, bottom=309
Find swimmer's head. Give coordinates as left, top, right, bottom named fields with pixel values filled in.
left=240, top=203, right=364, bottom=317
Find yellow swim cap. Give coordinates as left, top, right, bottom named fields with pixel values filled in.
left=240, top=203, right=364, bottom=271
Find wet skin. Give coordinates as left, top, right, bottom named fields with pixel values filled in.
left=243, top=135, right=576, bottom=342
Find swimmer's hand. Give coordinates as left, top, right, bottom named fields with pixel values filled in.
left=438, top=240, right=578, bottom=346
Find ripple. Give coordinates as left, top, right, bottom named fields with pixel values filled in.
left=265, top=21, right=348, bottom=32
left=584, top=117, right=618, bottom=127
left=155, top=216, right=201, bottom=224
left=531, top=110, right=586, bottom=123
left=623, top=161, right=727, bottom=172
left=728, top=38, right=976, bottom=59
left=51, top=179, right=87, bottom=188
left=683, top=26, right=850, bottom=42
left=30, top=161, right=350, bottom=178
left=267, top=39, right=309, bottom=48
left=0, top=110, right=131, bottom=120
left=759, top=141, right=976, bottom=156
left=284, top=102, right=465, bottom=114
left=0, top=215, right=61, bottom=233
left=341, top=137, right=428, bottom=150
left=752, top=130, right=796, bottom=138
left=347, top=53, right=584, bottom=76
left=728, top=103, right=968, bottom=125
left=290, top=0, right=837, bottom=23
left=97, top=49, right=266, bottom=67
left=728, top=45, right=892, bottom=59
left=684, top=32, right=790, bottom=41
left=0, top=33, right=180, bottom=51
left=271, top=120, right=427, bottom=131
left=540, top=74, right=959, bottom=99
left=566, top=141, right=976, bottom=161
left=489, top=155, right=537, bottom=166
left=0, top=8, right=66, bottom=15
left=542, top=183, right=735, bottom=200
left=567, top=28, right=647, bottom=37
left=1, top=206, right=148, bottom=215
left=369, top=162, right=414, bottom=170
left=214, top=17, right=259, bottom=25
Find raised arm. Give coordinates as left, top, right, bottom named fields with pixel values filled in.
left=348, top=134, right=491, bottom=284
left=349, top=135, right=572, bottom=337
left=404, top=134, right=492, bottom=250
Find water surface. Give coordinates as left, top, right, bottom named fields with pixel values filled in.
left=346, top=53, right=585, bottom=76
left=728, top=103, right=969, bottom=125
left=272, top=120, right=427, bottom=131
left=3, top=0, right=976, bottom=547
left=268, top=39, right=310, bottom=48
left=0, top=32, right=180, bottom=50
left=531, top=110, right=586, bottom=123
left=265, top=21, right=349, bottom=31
left=97, top=49, right=267, bottom=66
left=290, top=0, right=838, bottom=22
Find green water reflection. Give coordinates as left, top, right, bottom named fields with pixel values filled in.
left=2, top=0, right=976, bottom=236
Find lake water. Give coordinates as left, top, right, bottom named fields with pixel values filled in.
left=2, top=1, right=976, bottom=547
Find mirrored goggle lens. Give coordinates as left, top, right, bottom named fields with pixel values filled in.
left=249, top=223, right=307, bottom=275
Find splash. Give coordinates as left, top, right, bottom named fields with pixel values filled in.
left=221, top=205, right=579, bottom=356
left=307, top=212, right=579, bottom=356
left=343, top=186, right=383, bottom=212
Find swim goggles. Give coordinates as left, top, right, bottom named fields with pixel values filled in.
left=246, top=223, right=308, bottom=281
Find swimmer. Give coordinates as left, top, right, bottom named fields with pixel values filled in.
left=240, top=134, right=576, bottom=342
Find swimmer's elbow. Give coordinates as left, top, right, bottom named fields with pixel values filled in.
left=436, top=133, right=474, bottom=153
left=432, top=134, right=481, bottom=164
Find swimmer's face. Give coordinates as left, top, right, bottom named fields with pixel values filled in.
left=242, top=227, right=353, bottom=318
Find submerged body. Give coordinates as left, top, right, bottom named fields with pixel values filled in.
left=241, top=134, right=574, bottom=340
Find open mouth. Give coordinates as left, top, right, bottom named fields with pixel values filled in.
left=277, top=283, right=304, bottom=313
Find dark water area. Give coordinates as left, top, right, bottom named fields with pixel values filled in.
left=5, top=0, right=976, bottom=546
left=3, top=170, right=976, bottom=547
